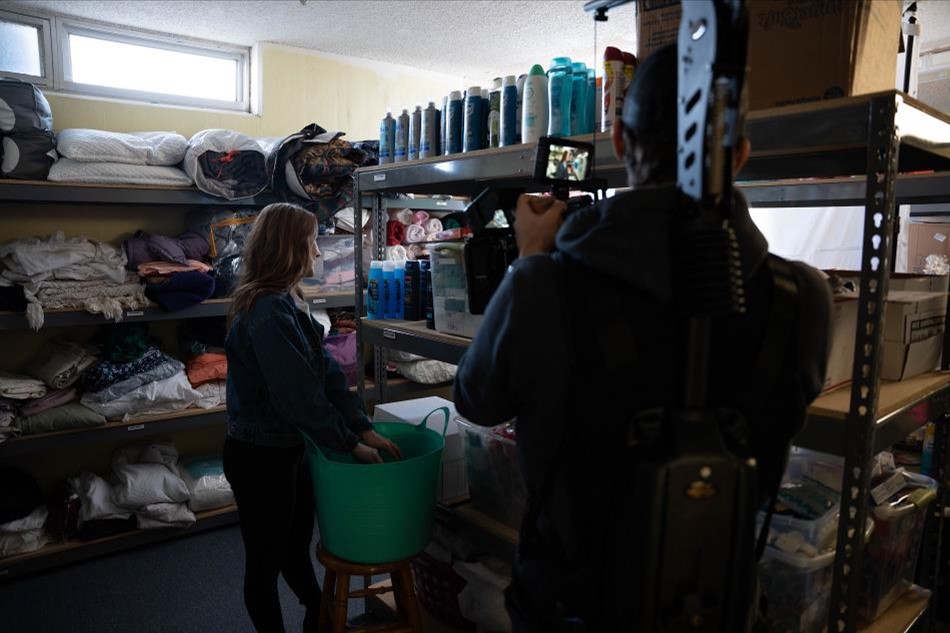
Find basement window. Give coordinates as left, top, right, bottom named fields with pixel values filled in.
left=0, top=10, right=251, bottom=112
left=0, top=10, right=53, bottom=84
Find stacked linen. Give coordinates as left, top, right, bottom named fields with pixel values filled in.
left=48, top=129, right=192, bottom=186
left=178, top=317, right=227, bottom=409
left=81, top=348, right=200, bottom=421
left=0, top=372, right=45, bottom=442
left=15, top=338, right=106, bottom=436
left=67, top=472, right=136, bottom=540
left=0, top=468, right=48, bottom=558
left=0, top=231, right=147, bottom=330
left=111, top=442, right=195, bottom=529
left=123, top=230, right=215, bottom=312
left=181, top=456, right=233, bottom=512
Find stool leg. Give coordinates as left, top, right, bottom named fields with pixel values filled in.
left=320, top=568, right=336, bottom=632
left=332, top=572, right=350, bottom=633
left=394, top=565, right=423, bottom=632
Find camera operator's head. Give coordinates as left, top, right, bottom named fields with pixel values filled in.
left=612, top=43, right=751, bottom=189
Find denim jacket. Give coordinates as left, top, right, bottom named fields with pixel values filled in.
left=225, top=292, right=371, bottom=450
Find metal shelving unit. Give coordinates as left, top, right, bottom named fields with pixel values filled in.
left=0, top=180, right=356, bottom=579
left=353, top=90, right=950, bottom=632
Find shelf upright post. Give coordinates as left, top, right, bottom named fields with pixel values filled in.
left=373, top=194, right=388, bottom=404
left=919, top=411, right=948, bottom=632
left=829, top=95, right=902, bottom=633
left=355, top=178, right=365, bottom=401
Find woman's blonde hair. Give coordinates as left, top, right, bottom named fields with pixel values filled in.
left=229, top=203, right=317, bottom=319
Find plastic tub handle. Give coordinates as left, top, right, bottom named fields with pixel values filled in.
left=417, top=407, right=451, bottom=436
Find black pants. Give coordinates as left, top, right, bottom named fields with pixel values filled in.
left=223, top=436, right=322, bottom=633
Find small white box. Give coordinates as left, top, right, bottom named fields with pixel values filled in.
left=373, top=397, right=467, bottom=500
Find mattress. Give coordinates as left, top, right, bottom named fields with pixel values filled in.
left=56, top=129, right=188, bottom=166
left=47, top=158, right=193, bottom=187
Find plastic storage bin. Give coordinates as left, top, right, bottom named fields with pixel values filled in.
left=456, top=416, right=526, bottom=528
left=301, top=234, right=355, bottom=295
left=764, top=455, right=842, bottom=551
left=860, top=470, right=937, bottom=621
left=759, top=518, right=873, bottom=633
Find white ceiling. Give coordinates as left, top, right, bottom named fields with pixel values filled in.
left=4, top=0, right=640, bottom=83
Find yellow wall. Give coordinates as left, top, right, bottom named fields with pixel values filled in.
left=44, top=43, right=459, bottom=140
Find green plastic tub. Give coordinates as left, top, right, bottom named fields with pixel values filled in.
left=303, top=407, right=449, bottom=564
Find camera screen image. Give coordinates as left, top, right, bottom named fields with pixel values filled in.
left=545, top=144, right=590, bottom=182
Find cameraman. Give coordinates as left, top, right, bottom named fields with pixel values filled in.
left=454, top=44, right=832, bottom=631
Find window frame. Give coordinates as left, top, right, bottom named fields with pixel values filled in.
left=0, top=9, right=251, bottom=113
left=0, top=9, right=54, bottom=86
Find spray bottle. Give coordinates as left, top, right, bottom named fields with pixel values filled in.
left=408, top=105, right=422, bottom=161
left=421, top=101, right=440, bottom=159
left=522, top=64, right=549, bottom=144
left=394, top=108, right=410, bottom=163
left=547, top=57, right=573, bottom=137
left=516, top=73, right=527, bottom=143
left=500, top=75, right=518, bottom=147
left=446, top=91, right=463, bottom=155
left=489, top=77, right=503, bottom=148
left=463, top=86, right=483, bottom=152
left=378, top=111, right=395, bottom=164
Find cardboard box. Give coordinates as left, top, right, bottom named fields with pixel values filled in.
left=373, top=397, right=468, bottom=501
left=636, top=0, right=682, bottom=62
left=635, top=1, right=901, bottom=109
left=907, top=222, right=950, bottom=274
left=429, top=244, right=483, bottom=339
left=747, top=0, right=901, bottom=110
left=823, top=297, right=858, bottom=393
left=825, top=272, right=949, bottom=387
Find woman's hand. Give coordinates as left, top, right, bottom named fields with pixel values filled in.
left=515, top=194, right=566, bottom=258
left=352, top=443, right=383, bottom=464
left=360, top=430, right=403, bottom=461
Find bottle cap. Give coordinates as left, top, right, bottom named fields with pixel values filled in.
left=550, top=56, right=573, bottom=70
left=529, top=64, right=545, bottom=76
left=468, top=86, right=481, bottom=95
left=492, top=77, right=503, bottom=89
left=571, top=61, right=587, bottom=72
left=481, top=88, right=489, bottom=99
left=503, top=75, right=517, bottom=87
left=371, top=261, right=383, bottom=269
left=401, top=108, right=409, bottom=115
left=414, top=104, right=422, bottom=111
left=604, top=46, right=624, bottom=62
left=622, top=51, right=638, bottom=67
left=383, top=261, right=395, bottom=272
left=449, top=90, right=461, bottom=100
left=428, top=101, right=437, bottom=108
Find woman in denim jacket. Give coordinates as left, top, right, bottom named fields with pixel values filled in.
left=223, top=203, right=400, bottom=633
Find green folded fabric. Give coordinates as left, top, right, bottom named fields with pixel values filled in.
left=18, top=403, right=107, bottom=436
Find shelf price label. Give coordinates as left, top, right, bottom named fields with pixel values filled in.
left=126, top=311, right=144, bottom=318
left=127, top=424, right=146, bottom=432
left=383, top=329, right=397, bottom=340
left=374, top=174, right=387, bottom=182
left=311, top=298, right=327, bottom=305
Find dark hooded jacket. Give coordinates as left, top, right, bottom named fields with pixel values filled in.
left=454, top=187, right=832, bottom=630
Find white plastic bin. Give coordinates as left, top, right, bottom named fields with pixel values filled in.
left=860, top=471, right=937, bottom=621
left=759, top=518, right=873, bottom=633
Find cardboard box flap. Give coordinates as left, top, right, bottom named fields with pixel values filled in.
left=882, top=337, right=943, bottom=381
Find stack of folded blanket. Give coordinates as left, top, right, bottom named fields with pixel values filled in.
left=0, top=372, right=46, bottom=443
left=178, top=317, right=228, bottom=408
left=48, top=129, right=192, bottom=187
left=110, top=442, right=196, bottom=529
left=0, top=231, right=148, bottom=330
left=123, top=231, right=215, bottom=311
left=0, top=468, right=49, bottom=558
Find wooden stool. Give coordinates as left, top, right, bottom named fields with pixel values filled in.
left=316, top=543, right=423, bottom=633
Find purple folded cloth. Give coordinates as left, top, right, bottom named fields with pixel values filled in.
left=19, top=388, right=80, bottom=418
